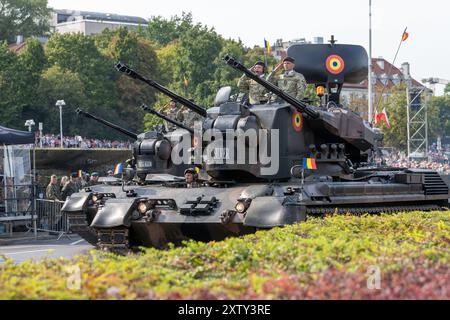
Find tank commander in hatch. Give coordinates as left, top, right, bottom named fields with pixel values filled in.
left=184, top=168, right=201, bottom=188
left=267, top=56, right=307, bottom=101
left=238, top=61, right=269, bottom=105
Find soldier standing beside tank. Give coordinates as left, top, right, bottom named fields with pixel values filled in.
left=61, top=173, right=80, bottom=200
left=45, top=175, right=61, bottom=201
left=267, top=56, right=307, bottom=101
left=238, top=61, right=269, bottom=105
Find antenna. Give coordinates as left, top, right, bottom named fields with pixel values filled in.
left=328, top=35, right=337, bottom=46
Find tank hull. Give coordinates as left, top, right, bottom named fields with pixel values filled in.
left=62, top=169, right=450, bottom=252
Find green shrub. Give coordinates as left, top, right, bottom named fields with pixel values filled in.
left=0, top=211, right=449, bottom=299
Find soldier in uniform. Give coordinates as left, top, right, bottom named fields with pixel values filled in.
left=238, top=61, right=269, bottom=105
left=267, top=56, right=307, bottom=101
left=174, top=98, right=204, bottom=129
left=86, top=172, right=100, bottom=187
left=162, top=100, right=184, bottom=131
left=184, top=168, right=201, bottom=188
left=45, top=175, right=61, bottom=201
left=61, top=173, right=80, bottom=200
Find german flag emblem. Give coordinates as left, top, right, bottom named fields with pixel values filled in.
left=325, top=55, right=345, bottom=75
left=292, top=111, right=303, bottom=132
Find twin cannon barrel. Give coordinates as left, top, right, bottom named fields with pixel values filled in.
left=115, top=62, right=207, bottom=118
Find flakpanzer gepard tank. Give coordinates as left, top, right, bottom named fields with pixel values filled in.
left=62, top=41, right=449, bottom=253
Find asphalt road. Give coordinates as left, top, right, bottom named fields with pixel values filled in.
left=0, top=236, right=94, bottom=264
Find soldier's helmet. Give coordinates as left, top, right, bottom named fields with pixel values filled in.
left=184, top=167, right=199, bottom=180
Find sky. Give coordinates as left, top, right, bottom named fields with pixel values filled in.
left=47, top=0, right=450, bottom=93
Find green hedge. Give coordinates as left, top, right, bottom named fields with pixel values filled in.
left=0, top=211, right=449, bottom=299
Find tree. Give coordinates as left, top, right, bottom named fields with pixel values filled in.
left=0, top=0, right=50, bottom=43
left=38, top=65, right=87, bottom=136
left=46, top=33, right=117, bottom=108
left=95, top=28, right=160, bottom=133
left=143, top=12, right=194, bottom=48
left=173, top=24, right=223, bottom=106
left=0, top=41, right=20, bottom=127
left=431, top=93, right=450, bottom=140
left=380, top=85, right=439, bottom=151
left=16, top=38, right=46, bottom=119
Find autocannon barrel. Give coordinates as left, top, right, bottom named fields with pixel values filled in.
left=116, top=62, right=207, bottom=118
left=141, top=104, right=194, bottom=134
left=223, top=55, right=319, bottom=119
left=76, top=108, right=138, bottom=140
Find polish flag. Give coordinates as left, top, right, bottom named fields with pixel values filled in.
left=374, top=109, right=380, bottom=126
left=378, top=107, right=391, bottom=129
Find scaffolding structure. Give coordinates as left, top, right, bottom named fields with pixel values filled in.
left=406, top=86, right=429, bottom=159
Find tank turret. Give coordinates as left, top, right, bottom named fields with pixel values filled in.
left=218, top=47, right=378, bottom=181
left=76, top=108, right=189, bottom=179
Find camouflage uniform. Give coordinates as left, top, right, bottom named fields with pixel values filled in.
left=177, top=108, right=203, bottom=128
left=267, top=70, right=307, bottom=101
left=186, top=181, right=202, bottom=188
left=85, top=179, right=99, bottom=187
left=61, top=180, right=79, bottom=200
left=163, top=107, right=184, bottom=131
left=45, top=183, right=61, bottom=201
left=238, top=74, right=269, bottom=105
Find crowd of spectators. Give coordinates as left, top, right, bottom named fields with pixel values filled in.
left=36, top=134, right=132, bottom=149
left=383, top=144, right=450, bottom=175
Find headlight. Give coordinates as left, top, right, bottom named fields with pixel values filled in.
left=138, top=202, right=148, bottom=214
left=235, top=201, right=247, bottom=213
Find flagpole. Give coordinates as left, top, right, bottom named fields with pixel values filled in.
left=368, top=0, right=373, bottom=124
left=374, top=26, right=408, bottom=114
left=263, top=39, right=268, bottom=67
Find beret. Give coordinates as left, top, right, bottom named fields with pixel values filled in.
left=184, top=168, right=197, bottom=175
left=254, top=61, right=266, bottom=68
left=283, top=56, right=295, bottom=63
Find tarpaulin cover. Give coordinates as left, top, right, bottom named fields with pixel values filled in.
left=0, top=125, right=34, bottom=145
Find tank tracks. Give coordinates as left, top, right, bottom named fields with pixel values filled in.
left=67, top=213, right=98, bottom=246
left=96, top=228, right=131, bottom=255
left=66, top=211, right=131, bottom=254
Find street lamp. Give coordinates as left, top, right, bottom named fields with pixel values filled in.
left=38, top=122, right=43, bottom=148
left=55, top=100, right=66, bottom=148
left=24, top=119, right=35, bottom=132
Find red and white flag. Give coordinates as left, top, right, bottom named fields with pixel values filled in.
left=378, top=107, right=390, bottom=129
left=374, top=109, right=380, bottom=126
left=373, top=108, right=390, bottom=129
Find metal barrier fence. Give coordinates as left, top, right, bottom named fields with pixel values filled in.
left=35, top=199, right=71, bottom=240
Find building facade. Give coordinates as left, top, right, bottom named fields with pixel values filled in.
left=51, top=9, right=148, bottom=36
